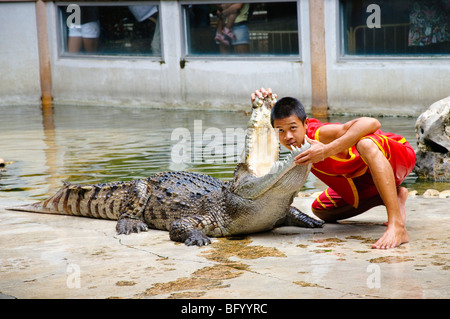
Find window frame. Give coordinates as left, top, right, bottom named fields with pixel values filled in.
left=179, top=0, right=303, bottom=61
left=56, top=1, right=164, bottom=60
left=337, top=0, right=450, bottom=61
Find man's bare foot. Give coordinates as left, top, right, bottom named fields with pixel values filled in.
left=375, top=187, right=409, bottom=249
left=372, top=223, right=409, bottom=249
left=383, top=187, right=408, bottom=226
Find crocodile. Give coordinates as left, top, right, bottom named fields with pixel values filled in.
left=9, top=93, right=323, bottom=246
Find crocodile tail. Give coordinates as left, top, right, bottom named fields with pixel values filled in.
left=8, top=201, right=61, bottom=215
left=8, top=181, right=124, bottom=220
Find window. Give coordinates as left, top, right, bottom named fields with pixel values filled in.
left=58, top=3, right=161, bottom=57
left=182, top=2, right=300, bottom=57
left=341, top=0, right=450, bottom=56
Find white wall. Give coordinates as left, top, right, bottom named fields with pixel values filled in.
left=48, top=0, right=312, bottom=112
left=0, top=1, right=448, bottom=115
left=0, top=2, right=41, bottom=106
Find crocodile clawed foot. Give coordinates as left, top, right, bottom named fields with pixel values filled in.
left=170, top=225, right=211, bottom=246
left=116, top=218, right=148, bottom=235
left=184, top=230, right=212, bottom=246
left=286, top=206, right=324, bottom=228
left=170, top=218, right=212, bottom=246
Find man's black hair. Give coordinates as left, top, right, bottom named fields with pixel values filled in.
left=271, top=97, right=307, bottom=127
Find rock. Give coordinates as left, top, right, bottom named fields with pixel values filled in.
left=414, top=96, right=450, bottom=182
left=408, top=190, right=418, bottom=197
left=423, top=189, right=440, bottom=197
left=439, top=190, right=450, bottom=198
left=311, top=192, right=323, bottom=198
left=296, top=192, right=309, bottom=197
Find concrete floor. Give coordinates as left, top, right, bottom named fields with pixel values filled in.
left=0, top=196, right=448, bottom=299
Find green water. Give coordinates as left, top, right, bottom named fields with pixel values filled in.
left=0, top=104, right=448, bottom=201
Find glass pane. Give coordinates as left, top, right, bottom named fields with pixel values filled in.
left=60, top=4, right=160, bottom=57
left=183, top=2, right=299, bottom=56
left=341, top=0, right=450, bottom=56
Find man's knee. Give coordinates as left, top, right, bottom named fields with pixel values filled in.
left=356, top=138, right=379, bottom=157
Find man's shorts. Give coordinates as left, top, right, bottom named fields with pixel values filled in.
left=68, top=21, right=100, bottom=38
left=311, top=137, right=416, bottom=213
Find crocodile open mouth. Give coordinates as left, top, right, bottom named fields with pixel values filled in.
left=232, top=94, right=310, bottom=200
left=244, top=95, right=280, bottom=177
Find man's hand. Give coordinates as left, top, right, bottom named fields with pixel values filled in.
left=294, top=136, right=327, bottom=165
left=251, top=87, right=277, bottom=103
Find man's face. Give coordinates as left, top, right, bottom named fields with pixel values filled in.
left=273, top=115, right=309, bottom=150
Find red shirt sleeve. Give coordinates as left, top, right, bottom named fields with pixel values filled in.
left=306, top=118, right=323, bottom=140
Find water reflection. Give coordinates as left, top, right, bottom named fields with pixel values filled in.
left=42, top=106, right=59, bottom=193
left=0, top=104, right=448, bottom=201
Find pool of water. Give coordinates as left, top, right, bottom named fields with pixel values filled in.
left=0, top=104, right=448, bottom=201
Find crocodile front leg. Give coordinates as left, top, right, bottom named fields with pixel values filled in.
left=116, top=179, right=152, bottom=235
left=169, top=215, right=218, bottom=246
left=283, top=206, right=324, bottom=228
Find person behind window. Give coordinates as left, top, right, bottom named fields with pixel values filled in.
left=67, top=6, right=100, bottom=53
left=214, top=3, right=239, bottom=46
left=408, top=0, right=450, bottom=47
left=216, top=3, right=250, bottom=54
left=128, top=5, right=160, bottom=55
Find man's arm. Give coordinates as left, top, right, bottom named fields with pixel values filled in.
left=321, top=117, right=381, bottom=158
left=221, top=3, right=243, bottom=16
left=295, top=117, right=381, bottom=165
